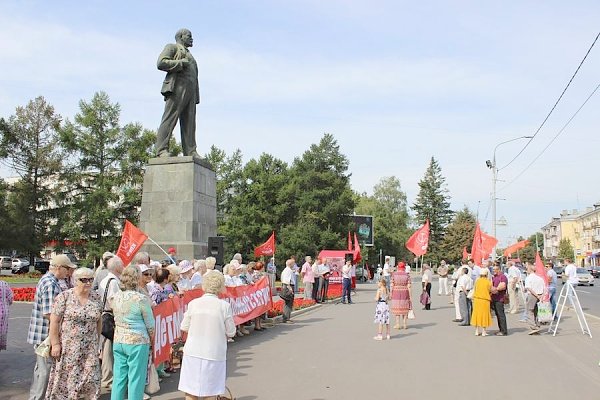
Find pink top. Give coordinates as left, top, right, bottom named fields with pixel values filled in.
left=301, top=262, right=314, bottom=283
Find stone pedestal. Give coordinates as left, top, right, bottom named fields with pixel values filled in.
left=139, top=156, right=217, bottom=262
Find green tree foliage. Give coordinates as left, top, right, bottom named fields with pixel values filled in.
left=56, top=92, right=153, bottom=266
left=221, top=153, right=290, bottom=261
left=355, top=176, right=410, bottom=263
left=203, top=145, right=243, bottom=226
left=0, top=180, right=13, bottom=251
left=558, top=238, right=574, bottom=260
left=440, top=206, right=477, bottom=263
left=412, top=156, right=453, bottom=261
left=280, top=133, right=355, bottom=263
left=0, top=97, right=63, bottom=261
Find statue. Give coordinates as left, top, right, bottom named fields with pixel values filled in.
left=155, top=28, right=200, bottom=158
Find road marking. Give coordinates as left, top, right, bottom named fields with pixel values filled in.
left=578, top=290, right=591, bottom=294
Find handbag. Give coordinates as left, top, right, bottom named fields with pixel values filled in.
left=419, top=291, right=430, bottom=306
left=34, top=336, right=51, bottom=358
left=217, top=386, right=236, bottom=400
left=101, top=278, right=116, bottom=341
left=145, top=362, right=160, bottom=394
left=280, top=285, right=293, bottom=301
left=537, top=301, right=553, bottom=323
left=407, top=309, right=415, bottom=320
left=466, top=289, right=474, bottom=300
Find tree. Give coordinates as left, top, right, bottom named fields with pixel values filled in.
left=412, top=156, right=453, bottom=261
left=439, top=206, right=477, bottom=263
left=220, top=153, right=290, bottom=261
left=203, top=145, right=243, bottom=227
left=0, top=180, right=13, bottom=252
left=0, top=97, right=63, bottom=262
left=56, top=92, right=153, bottom=266
left=355, top=176, right=411, bottom=263
left=518, top=233, right=543, bottom=263
left=558, top=238, right=574, bottom=260
left=280, top=133, right=355, bottom=264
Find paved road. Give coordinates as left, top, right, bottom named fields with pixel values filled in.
left=3, top=281, right=600, bottom=399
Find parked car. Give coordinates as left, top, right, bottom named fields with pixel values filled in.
left=561, top=268, right=595, bottom=286
left=590, top=266, right=600, bottom=278
left=33, top=259, right=51, bottom=274
left=12, top=258, right=31, bottom=274
left=355, top=266, right=370, bottom=282
left=0, top=256, right=12, bottom=275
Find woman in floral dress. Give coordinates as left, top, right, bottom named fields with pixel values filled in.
left=390, top=262, right=412, bottom=330
left=0, top=280, right=13, bottom=351
left=46, top=267, right=102, bottom=399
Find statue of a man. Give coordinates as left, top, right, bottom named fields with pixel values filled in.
left=155, top=28, right=200, bottom=158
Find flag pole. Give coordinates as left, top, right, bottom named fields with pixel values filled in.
left=146, top=236, right=172, bottom=260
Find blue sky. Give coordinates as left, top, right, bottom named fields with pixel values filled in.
left=1, top=1, right=599, bottom=249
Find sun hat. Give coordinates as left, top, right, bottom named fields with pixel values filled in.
left=51, top=254, right=77, bottom=269
left=179, top=260, right=193, bottom=273
left=102, top=251, right=115, bottom=260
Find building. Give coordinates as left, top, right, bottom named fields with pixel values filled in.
left=579, top=203, right=600, bottom=267
left=541, top=209, right=581, bottom=264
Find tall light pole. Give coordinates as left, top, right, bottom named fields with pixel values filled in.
left=486, top=136, right=533, bottom=262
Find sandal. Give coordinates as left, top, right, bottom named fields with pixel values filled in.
left=373, top=335, right=383, bottom=340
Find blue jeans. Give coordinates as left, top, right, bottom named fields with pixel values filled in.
left=112, top=342, right=149, bottom=400
left=549, top=287, right=557, bottom=314
left=342, top=278, right=352, bottom=303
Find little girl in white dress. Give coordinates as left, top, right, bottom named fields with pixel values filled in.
left=373, top=279, right=390, bottom=340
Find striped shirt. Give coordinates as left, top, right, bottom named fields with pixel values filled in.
left=27, top=272, right=62, bottom=345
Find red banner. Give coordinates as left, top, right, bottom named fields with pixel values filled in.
left=254, top=231, right=276, bottom=258
left=406, top=220, right=430, bottom=257
left=503, top=239, right=529, bottom=257
left=116, top=220, right=148, bottom=266
left=152, top=276, right=273, bottom=366
left=353, top=232, right=362, bottom=263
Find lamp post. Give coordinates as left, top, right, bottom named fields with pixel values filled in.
left=486, top=136, right=533, bottom=262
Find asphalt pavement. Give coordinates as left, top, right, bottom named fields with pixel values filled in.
left=3, top=280, right=600, bottom=399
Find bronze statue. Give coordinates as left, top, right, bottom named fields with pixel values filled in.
left=155, top=28, right=200, bottom=158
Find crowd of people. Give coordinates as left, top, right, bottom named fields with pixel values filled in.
left=25, top=247, right=275, bottom=400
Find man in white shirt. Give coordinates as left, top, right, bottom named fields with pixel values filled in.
left=564, top=258, right=578, bottom=286
left=524, top=264, right=545, bottom=335
left=341, top=260, right=353, bottom=304
left=506, top=261, right=521, bottom=314
left=280, top=259, right=295, bottom=323
left=383, top=257, right=391, bottom=292
left=437, top=260, right=449, bottom=296
left=98, top=256, right=124, bottom=389
left=457, top=267, right=473, bottom=326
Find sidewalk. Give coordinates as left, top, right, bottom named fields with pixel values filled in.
left=108, top=282, right=600, bottom=400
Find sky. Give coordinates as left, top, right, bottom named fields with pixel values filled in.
left=0, top=1, right=599, bottom=249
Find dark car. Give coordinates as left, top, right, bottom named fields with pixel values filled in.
left=33, top=259, right=51, bottom=274
left=590, top=266, right=600, bottom=278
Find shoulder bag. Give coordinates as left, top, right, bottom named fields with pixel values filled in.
left=101, top=278, right=116, bottom=341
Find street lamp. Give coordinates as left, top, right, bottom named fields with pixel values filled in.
left=485, top=136, right=533, bottom=261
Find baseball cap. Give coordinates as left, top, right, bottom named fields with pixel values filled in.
left=138, top=264, right=149, bottom=273
left=51, top=254, right=77, bottom=269
left=168, top=247, right=176, bottom=253
left=102, top=251, right=115, bottom=260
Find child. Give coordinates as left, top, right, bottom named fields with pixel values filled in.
left=374, top=278, right=391, bottom=340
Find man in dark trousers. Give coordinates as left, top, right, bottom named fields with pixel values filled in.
left=491, top=264, right=509, bottom=336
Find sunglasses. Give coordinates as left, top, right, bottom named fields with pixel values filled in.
left=142, top=272, right=152, bottom=276
left=78, top=278, right=93, bottom=284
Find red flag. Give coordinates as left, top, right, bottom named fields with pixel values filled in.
left=481, top=231, right=498, bottom=259
left=116, top=220, right=148, bottom=266
left=353, top=232, right=362, bottom=263
left=470, top=223, right=484, bottom=265
left=462, top=247, right=469, bottom=261
left=535, top=252, right=546, bottom=280
left=254, top=231, right=276, bottom=258
left=503, top=240, right=529, bottom=257
left=406, top=220, right=430, bottom=257
left=347, top=231, right=352, bottom=251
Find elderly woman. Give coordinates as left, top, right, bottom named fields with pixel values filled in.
left=191, top=259, right=207, bottom=288
left=391, top=262, right=412, bottom=330
left=205, top=256, right=216, bottom=272
left=249, top=262, right=266, bottom=331
left=179, top=270, right=236, bottom=400
left=471, top=269, right=492, bottom=336
left=421, top=264, right=433, bottom=310
left=111, top=266, right=155, bottom=400
left=178, top=260, right=195, bottom=291
left=46, top=267, right=103, bottom=399
left=165, top=264, right=181, bottom=295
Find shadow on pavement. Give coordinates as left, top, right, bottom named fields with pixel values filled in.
left=407, top=322, right=436, bottom=329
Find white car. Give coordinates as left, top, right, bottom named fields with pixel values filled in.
left=561, top=268, right=594, bottom=286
